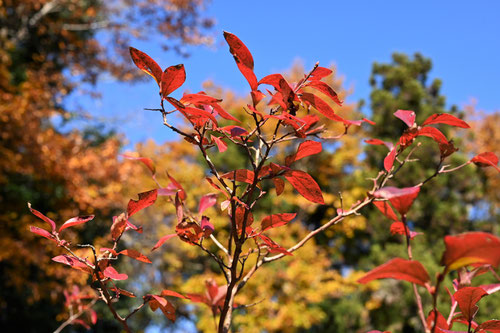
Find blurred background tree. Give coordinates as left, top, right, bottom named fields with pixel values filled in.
left=0, top=0, right=213, bottom=331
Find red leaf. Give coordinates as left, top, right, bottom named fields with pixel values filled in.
left=394, top=110, right=416, bottom=127
left=390, top=221, right=421, bottom=239
left=59, top=215, right=94, bottom=232
left=257, top=234, right=293, bottom=256
left=103, top=266, right=128, bottom=281
left=160, top=64, right=186, bottom=98
left=441, top=232, right=500, bottom=270
left=29, top=226, right=55, bottom=242
left=127, top=189, right=158, bottom=217
left=89, top=309, right=97, bottom=325
left=129, top=47, right=163, bottom=86
left=261, top=213, right=296, bottom=232
left=284, top=170, right=325, bottom=204
left=383, top=146, right=397, bottom=172
left=480, top=283, right=500, bottom=295
left=148, top=295, right=176, bottom=322
left=151, top=234, right=177, bottom=251
left=201, top=216, right=214, bottom=237
left=357, top=258, right=430, bottom=286
left=198, top=193, right=217, bottom=215
left=211, top=103, right=240, bottom=122
left=308, top=66, right=332, bottom=81
left=181, top=106, right=218, bottom=127
left=175, top=193, right=183, bottom=224
left=119, top=249, right=152, bottom=264
left=180, top=93, right=221, bottom=105
left=305, top=80, right=343, bottom=106
left=373, top=201, right=399, bottom=221
left=300, top=92, right=338, bottom=121
left=422, top=113, right=470, bottom=128
left=417, top=126, right=449, bottom=145
left=365, top=139, right=394, bottom=150
left=167, top=173, right=187, bottom=201
left=52, top=255, right=93, bottom=274
left=176, top=221, right=203, bottom=245
left=273, top=178, right=285, bottom=196
left=121, top=154, right=156, bottom=175
left=223, top=31, right=258, bottom=90
left=234, top=206, right=254, bottom=232
left=28, top=203, right=56, bottom=232
left=373, top=186, right=420, bottom=216
left=426, top=310, right=449, bottom=331
left=285, top=140, right=322, bottom=166
left=477, top=320, right=500, bottom=332
left=454, top=287, right=488, bottom=322
left=471, top=152, right=500, bottom=172
left=161, top=289, right=186, bottom=299
left=210, top=135, right=227, bottom=153
left=221, top=169, right=255, bottom=184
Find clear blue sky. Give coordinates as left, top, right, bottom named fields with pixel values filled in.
left=67, top=0, right=500, bottom=147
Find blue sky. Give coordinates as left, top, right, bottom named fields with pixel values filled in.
left=67, top=0, right=500, bottom=147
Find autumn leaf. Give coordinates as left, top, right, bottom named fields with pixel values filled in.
left=373, top=201, right=399, bottom=221
left=394, top=110, right=416, bottom=127
left=441, top=232, right=500, bottom=270
left=308, top=66, right=332, bottom=81
left=160, top=64, right=186, bottom=98
left=300, top=92, right=338, bottom=120
left=285, top=140, right=322, bottom=166
left=129, top=47, right=163, bottom=85
left=29, top=226, right=56, bottom=242
left=260, top=213, right=297, bottom=232
left=223, top=31, right=258, bottom=90
left=305, top=80, right=343, bottom=106
left=383, top=146, right=397, bottom=172
left=221, top=169, right=255, bottom=184
left=59, top=215, right=94, bottom=232
left=198, top=193, right=217, bottom=215
left=426, top=310, right=449, bottom=331
left=417, top=126, right=449, bottom=145
left=28, top=203, right=56, bottom=232
left=284, top=170, right=325, bottom=204
left=422, top=113, right=470, bottom=128
left=151, top=234, right=177, bottom=251
left=110, top=213, right=128, bottom=241
left=358, top=258, right=430, bottom=286
left=52, top=255, right=93, bottom=274
left=103, top=266, right=128, bottom=281
left=147, top=295, right=176, bottom=322
left=119, top=249, right=152, bottom=264
left=373, top=186, right=420, bottom=216
left=454, top=287, right=488, bottom=322
left=471, top=152, right=500, bottom=172
left=127, top=189, right=158, bottom=217
left=273, top=178, right=285, bottom=196
left=201, top=216, right=214, bottom=237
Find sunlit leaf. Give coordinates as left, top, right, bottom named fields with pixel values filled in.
left=358, top=258, right=430, bottom=286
